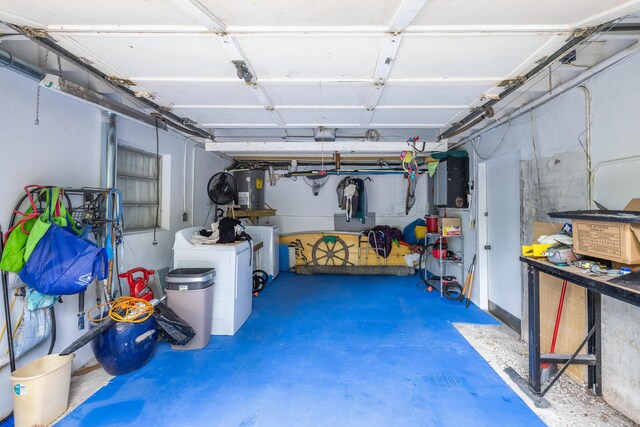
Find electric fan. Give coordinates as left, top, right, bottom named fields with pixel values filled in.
left=207, top=172, right=238, bottom=221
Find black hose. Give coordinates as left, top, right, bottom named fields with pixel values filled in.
left=442, top=281, right=464, bottom=302
left=8, top=186, right=73, bottom=227
left=252, top=270, right=268, bottom=294
left=48, top=305, right=56, bottom=355
left=418, top=250, right=438, bottom=292
left=4, top=187, right=71, bottom=365
left=0, top=227, right=16, bottom=371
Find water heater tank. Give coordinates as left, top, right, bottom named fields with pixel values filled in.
left=233, top=170, right=265, bottom=210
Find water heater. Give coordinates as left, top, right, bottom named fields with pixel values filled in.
left=233, top=170, right=265, bottom=210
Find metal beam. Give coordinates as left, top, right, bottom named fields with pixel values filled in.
left=39, top=26, right=576, bottom=36
left=450, top=39, right=640, bottom=148
left=166, top=0, right=227, bottom=30
left=206, top=140, right=447, bottom=154
left=3, top=22, right=214, bottom=139
left=438, top=23, right=612, bottom=140
left=0, top=47, right=41, bottom=80
left=389, top=0, right=430, bottom=32
left=41, top=74, right=167, bottom=130
left=171, top=104, right=467, bottom=110
left=129, top=76, right=503, bottom=85
left=361, top=0, right=429, bottom=127
left=167, top=0, right=285, bottom=127
left=215, top=34, right=285, bottom=126
left=361, top=34, right=402, bottom=127
left=199, top=123, right=445, bottom=129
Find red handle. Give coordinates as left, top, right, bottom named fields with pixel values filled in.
left=549, top=280, right=568, bottom=354
left=118, top=267, right=155, bottom=286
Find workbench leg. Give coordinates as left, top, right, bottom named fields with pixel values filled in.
left=587, top=290, right=602, bottom=395
left=528, top=266, right=541, bottom=394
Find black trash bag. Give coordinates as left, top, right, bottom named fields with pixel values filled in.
left=153, top=303, right=196, bottom=346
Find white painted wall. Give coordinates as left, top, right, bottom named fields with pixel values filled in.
left=467, top=50, right=640, bottom=421
left=0, top=66, right=229, bottom=419
left=114, top=120, right=230, bottom=271
left=0, top=66, right=101, bottom=419
left=264, top=173, right=427, bottom=234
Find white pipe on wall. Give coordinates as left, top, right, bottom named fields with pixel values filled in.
left=191, top=144, right=207, bottom=227
left=591, top=154, right=640, bottom=206
left=183, top=136, right=206, bottom=219
left=579, top=85, right=593, bottom=208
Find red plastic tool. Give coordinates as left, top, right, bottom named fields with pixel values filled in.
left=118, top=267, right=155, bottom=301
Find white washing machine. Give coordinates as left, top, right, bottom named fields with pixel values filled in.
left=243, top=225, right=279, bottom=279
left=173, top=227, right=252, bottom=336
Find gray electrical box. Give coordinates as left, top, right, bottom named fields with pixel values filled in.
left=334, top=213, right=375, bottom=232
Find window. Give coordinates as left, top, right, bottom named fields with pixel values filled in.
left=117, top=145, right=162, bottom=232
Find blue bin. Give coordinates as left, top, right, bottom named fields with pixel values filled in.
left=91, top=316, right=158, bottom=376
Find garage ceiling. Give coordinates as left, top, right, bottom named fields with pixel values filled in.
left=1, top=0, right=640, bottom=156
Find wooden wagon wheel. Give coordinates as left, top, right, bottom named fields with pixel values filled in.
left=309, top=236, right=354, bottom=266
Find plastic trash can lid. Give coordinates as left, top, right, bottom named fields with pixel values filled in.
left=166, top=268, right=215, bottom=290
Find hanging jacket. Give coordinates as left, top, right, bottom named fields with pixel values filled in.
left=336, top=177, right=361, bottom=222
left=352, top=178, right=368, bottom=224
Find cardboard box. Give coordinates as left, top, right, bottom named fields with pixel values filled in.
left=612, top=261, right=640, bottom=272
left=439, top=217, right=461, bottom=236
left=572, top=199, right=640, bottom=264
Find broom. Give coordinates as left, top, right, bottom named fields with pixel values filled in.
left=541, top=280, right=568, bottom=384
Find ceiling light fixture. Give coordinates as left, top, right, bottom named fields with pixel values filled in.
left=232, top=60, right=254, bottom=83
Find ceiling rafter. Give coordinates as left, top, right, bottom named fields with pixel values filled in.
left=129, top=77, right=503, bottom=85
left=205, top=140, right=448, bottom=154
left=167, top=0, right=285, bottom=127
left=39, top=27, right=577, bottom=36
left=360, top=0, right=429, bottom=128
left=2, top=1, right=638, bottom=154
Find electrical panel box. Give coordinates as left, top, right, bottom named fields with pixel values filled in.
left=434, top=157, right=469, bottom=209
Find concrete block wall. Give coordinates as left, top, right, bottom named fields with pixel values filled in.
left=469, top=51, right=640, bottom=421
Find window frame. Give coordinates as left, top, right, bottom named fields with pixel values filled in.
left=116, top=144, right=163, bottom=233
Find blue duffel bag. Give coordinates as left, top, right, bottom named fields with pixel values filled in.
left=19, top=224, right=108, bottom=295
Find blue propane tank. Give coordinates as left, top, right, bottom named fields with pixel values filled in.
left=91, top=316, right=159, bottom=376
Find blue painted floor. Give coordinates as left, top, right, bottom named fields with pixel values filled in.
left=57, top=273, right=544, bottom=427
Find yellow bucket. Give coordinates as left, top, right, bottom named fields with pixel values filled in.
left=10, top=353, right=75, bottom=427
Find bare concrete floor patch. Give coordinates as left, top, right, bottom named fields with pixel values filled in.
left=53, top=360, right=113, bottom=425
left=455, top=323, right=637, bottom=427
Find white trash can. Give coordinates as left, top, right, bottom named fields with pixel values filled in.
left=166, top=268, right=215, bottom=350
left=10, top=353, right=75, bottom=427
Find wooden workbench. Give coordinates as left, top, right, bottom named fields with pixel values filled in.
left=521, top=256, right=640, bottom=397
